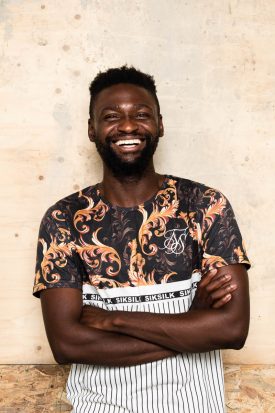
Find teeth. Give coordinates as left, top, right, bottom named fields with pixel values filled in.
left=115, top=139, right=141, bottom=146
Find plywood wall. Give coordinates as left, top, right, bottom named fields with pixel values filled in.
left=1, top=0, right=274, bottom=364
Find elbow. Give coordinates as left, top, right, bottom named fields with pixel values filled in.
left=223, top=321, right=249, bottom=350
left=49, top=340, right=74, bottom=365
left=53, top=351, right=70, bottom=365
left=229, top=333, right=247, bottom=350
left=232, top=324, right=249, bottom=349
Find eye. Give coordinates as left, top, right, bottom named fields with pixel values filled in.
left=136, top=112, right=151, bottom=119
left=103, top=113, right=120, bottom=121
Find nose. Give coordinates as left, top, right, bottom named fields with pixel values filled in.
left=117, top=116, right=138, bottom=134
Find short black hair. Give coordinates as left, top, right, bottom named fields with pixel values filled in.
left=89, top=65, right=160, bottom=116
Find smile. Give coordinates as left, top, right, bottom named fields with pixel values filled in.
left=114, top=139, right=142, bottom=147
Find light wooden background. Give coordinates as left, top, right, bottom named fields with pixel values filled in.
left=0, top=0, right=274, bottom=364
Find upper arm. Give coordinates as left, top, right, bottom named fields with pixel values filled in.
left=215, top=263, right=250, bottom=347
left=33, top=205, right=82, bottom=298
left=40, top=288, right=83, bottom=361
left=199, top=189, right=250, bottom=275
left=198, top=189, right=250, bottom=346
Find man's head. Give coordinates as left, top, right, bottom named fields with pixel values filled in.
left=88, top=66, right=163, bottom=179
left=89, top=65, right=160, bottom=118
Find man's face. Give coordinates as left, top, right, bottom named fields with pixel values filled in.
left=88, top=83, right=164, bottom=178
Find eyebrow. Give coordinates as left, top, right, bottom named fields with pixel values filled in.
left=100, top=104, right=153, bottom=113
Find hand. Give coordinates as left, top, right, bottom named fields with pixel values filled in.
left=80, top=305, right=112, bottom=331
left=191, top=269, right=237, bottom=311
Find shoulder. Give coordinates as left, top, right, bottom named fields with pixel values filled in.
left=169, top=175, right=229, bottom=210
left=41, top=184, right=99, bottom=228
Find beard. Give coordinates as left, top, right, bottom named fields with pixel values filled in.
left=94, top=132, right=160, bottom=179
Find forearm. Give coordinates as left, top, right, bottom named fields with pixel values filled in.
left=54, top=322, right=175, bottom=366
left=41, top=288, right=175, bottom=367
left=108, top=306, right=248, bottom=353
left=97, top=264, right=250, bottom=353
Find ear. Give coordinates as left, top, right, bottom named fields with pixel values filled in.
left=158, top=114, right=164, bottom=137
left=88, top=118, right=95, bottom=142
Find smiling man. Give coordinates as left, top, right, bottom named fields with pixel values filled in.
left=33, top=66, right=250, bottom=413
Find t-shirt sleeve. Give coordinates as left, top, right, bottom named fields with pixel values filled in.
left=33, top=206, right=82, bottom=298
left=200, top=189, right=251, bottom=275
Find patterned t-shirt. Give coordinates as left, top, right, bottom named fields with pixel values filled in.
left=34, top=175, right=250, bottom=413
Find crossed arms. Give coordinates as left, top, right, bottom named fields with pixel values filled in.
left=40, top=264, right=249, bottom=367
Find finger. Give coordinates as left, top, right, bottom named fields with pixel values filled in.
left=210, top=283, right=237, bottom=301
left=212, top=293, right=232, bottom=309
left=199, top=268, right=218, bottom=288
left=205, top=273, right=232, bottom=293
left=211, top=284, right=237, bottom=303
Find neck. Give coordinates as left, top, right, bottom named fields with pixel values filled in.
left=99, top=163, right=164, bottom=208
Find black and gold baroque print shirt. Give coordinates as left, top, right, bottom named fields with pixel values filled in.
left=33, top=175, right=250, bottom=298
left=34, top=175, right=251, bottom=412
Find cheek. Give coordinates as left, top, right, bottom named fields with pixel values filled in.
left=141, top=121, right=159, bottom=132
left=94, top=126, right=112, bottom=140
left=99, top=123, right=117, bottom=135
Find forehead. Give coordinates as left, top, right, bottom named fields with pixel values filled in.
left=94, top=83, right=157, bottom=112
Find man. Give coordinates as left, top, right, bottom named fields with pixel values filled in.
left=33, top=66, right=250, bottom=413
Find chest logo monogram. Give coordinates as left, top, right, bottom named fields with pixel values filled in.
left=161, top=228, right=188, bottom=255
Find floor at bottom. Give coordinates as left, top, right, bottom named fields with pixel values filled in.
left=0, top=364, right=274, bottom=412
